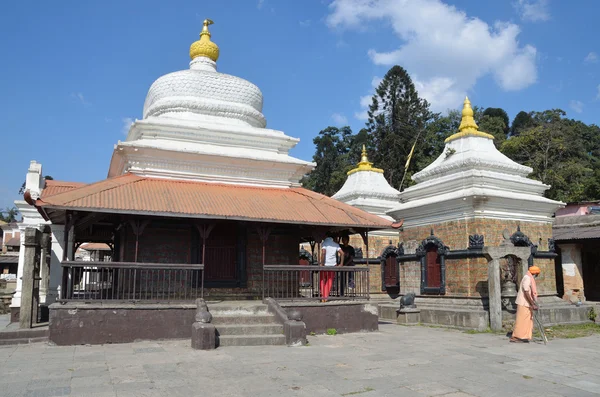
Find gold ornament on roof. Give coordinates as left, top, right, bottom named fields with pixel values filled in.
left=347, top=145, right=384, bottom=175
left=190, top=19, right=220, bottom=62
left=444, top=97, right=495, bottom=143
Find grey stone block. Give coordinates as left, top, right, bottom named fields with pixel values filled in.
left=397, top=309, right=421, bottom=325
left=284, top=320, right=306, bottom=346
left=191, top=322, right=216, bottom=350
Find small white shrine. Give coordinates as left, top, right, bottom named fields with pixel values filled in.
left=388, top=97, right=563, bottom=226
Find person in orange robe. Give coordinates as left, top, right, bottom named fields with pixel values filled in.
left=510, top=266, right=540, bottom=343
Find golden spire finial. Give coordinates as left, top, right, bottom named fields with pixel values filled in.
left=190, top=19, right=220, bottom=62
left=360, top=145, right=368, bottom=163
left=444, top=96, right=494, bottom=143
left=347, top=145, right=384, bottom=175
left=201, top=19, right=213, bottom=37
left=458, top=96, right=478, bottom=133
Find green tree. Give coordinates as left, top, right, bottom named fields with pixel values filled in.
left=510, top=111, right=534, bottom=137
left=366, top=65, right=435, bottom=190
left=301, top=126, right=353, bottom=196
left=500, top=109, right=597, bottom=202
left=0, top=207, right=19, bottom=223
left=479, top=114, right=508, bottom=147
left=482, top=107, right=510, bottom=135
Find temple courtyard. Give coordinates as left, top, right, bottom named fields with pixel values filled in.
left=1, top=321, right=599, bottom=397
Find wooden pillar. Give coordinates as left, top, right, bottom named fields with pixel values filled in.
left=256, top=225, right=272, bottom=301
left=20, top=228, right=41, bottom=329
left=39, top=226, right=51, bottom=304
left=195, top=223, right=215, bottom=299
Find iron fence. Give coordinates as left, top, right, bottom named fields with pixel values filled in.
left=60, top=261, right=204, bottom=302
left=263, top=265, right=369, bottom=301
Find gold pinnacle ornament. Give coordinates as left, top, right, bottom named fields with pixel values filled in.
left=190, top=19, right=220, bottom=62
left=444, top=97, right=495, bottom=143
left=347, top=145, right=384, bottom=175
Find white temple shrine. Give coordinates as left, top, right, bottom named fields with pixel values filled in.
left=109, top=19, right=314, bottom=187
left=388, top=97, right=563, bottom=226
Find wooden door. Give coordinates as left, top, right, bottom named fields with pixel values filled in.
left=203, top=225, right=237, bottom=282
left=384, top=255, right=398, bottom=287
left=426, top=247, right=441, bottom=288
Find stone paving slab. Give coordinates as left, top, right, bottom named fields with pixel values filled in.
left=0, top=324, right=599, bottom=396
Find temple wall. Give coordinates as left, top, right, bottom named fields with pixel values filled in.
left=398, top=219, right=556, bottom=298
left=247, top=231, right=299, bottom=294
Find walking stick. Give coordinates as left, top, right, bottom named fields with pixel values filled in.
left=534, top=307, right=548, bottom=345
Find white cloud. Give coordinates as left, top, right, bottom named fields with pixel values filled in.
left=584, top=52, right=598, bottom=64
left=257, top=0, right=265, bottom=9
left=569, top=100, right=584, bottom=114
left=122, top=117, right=134, bottom=136
left=327, top=0, right=539, bottom=113
left=299, top=19, right=311, bottom=27
left=71, top=92, right=90, bottom=106
left=514, top=0, right=550, bottom=22
left=331, top=113, right=348, bottom=125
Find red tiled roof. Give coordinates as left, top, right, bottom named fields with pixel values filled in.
left=36, top=173, right=392, bottom=228
left=4, top=237, right=20, bottom=247
left=42, top=180, right=87, bottom=198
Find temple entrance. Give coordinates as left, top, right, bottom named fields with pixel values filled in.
left=202, top=224, right=238, bottom=284
left=426, top=246, right=441, bottom=289
left=583, top=246, right=600, bottom=301
left=380, top=245, right=400, bottom=293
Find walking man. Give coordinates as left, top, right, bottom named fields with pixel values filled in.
left=510, top=265, right=541, bottom=343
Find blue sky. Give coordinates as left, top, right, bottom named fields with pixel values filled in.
left=1, top=0, right=599, bottom=211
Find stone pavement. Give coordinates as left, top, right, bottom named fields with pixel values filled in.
left=0, top=322, right=599, bottom=397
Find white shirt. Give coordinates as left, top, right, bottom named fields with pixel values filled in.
left=321, top=238, right=341, bottom=267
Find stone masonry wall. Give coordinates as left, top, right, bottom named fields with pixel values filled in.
left=398, top=219, right=556, bottom=298
left=247, top=231, right=298, bottom=294
left=349, top=233, right=401, bottom=294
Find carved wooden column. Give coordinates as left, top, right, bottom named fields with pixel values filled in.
left=20, top=228, right=41, bottom=329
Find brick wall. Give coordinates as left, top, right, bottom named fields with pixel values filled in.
left=123, top=224, right=192, bottom=264
left=247, top=231, right=299, bottom=293
left=399, top=219, right=555, bottom=297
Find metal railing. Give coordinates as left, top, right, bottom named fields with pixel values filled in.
left=60, top=261, right=204, bottom=302
left=263, top=265, right=369, bottom=301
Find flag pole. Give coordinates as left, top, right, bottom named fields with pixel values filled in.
left=399, top=127, right=424, bottom=191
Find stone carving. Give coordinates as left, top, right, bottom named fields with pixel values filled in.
left=468, top=234, right=484, bottom=249
left=195, top=299, right=212, bottom=323
left=510, top=226, right=532, bottom=247
left=416, top=230, right=449, bottom=256
left=400, top=292, right=416, bottom=309
left=381, top=245, right=400, bottom=260
left=355, top=247, right=363, bottom=259
left=397, top=242, right=404, bottom=256
left=299, top=246, right=314, bottom=265
left=548, top=238, right=555, bottom=252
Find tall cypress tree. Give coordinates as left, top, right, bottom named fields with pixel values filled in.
left=366, top=66, right=435, bottom=189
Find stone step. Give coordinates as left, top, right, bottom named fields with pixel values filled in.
left=0, top=337, right=48, bottom=346
left=216, top=324, right=283, bottom=336
left=208, top=303, right=269, bottom=316
left=211, top=314, right=278, bottom=325
left=0, top=327, right=49, bottom=340
left=217, top=334, right=286, bottom=347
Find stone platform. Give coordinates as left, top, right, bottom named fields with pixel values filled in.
left=377, top=295, right=592, bottom=331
